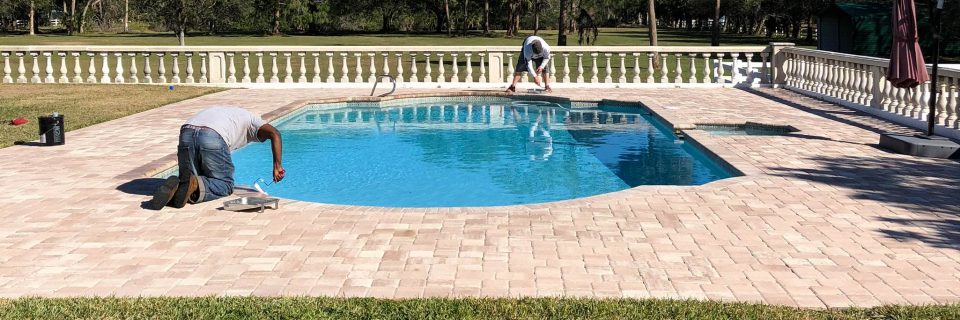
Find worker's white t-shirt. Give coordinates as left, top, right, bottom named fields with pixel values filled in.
left=184, top=106, right=266, bottom=151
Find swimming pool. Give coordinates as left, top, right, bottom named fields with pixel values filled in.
left=232, top=98, right=734, bottom=207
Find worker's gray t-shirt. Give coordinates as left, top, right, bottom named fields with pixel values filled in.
left=184, top=106, right=265, bottom=151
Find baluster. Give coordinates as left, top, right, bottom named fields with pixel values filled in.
left=862, top=66, right=874, bottom=106
left=659, top=53, right=668, bottom=83
left=395, top=53, right=404, bottom=83
left=240, top=53, right=251, bottom=83
left=913, top=85, right=925, bottom=118
left=424, top=53, right=433, bottom=83
left=846, top=63, right=857, bottom=101
left=562, top=53, right=571, bottom=83
left=687, top=53, right=696, bottom=83
left=325, top=53, right=335, bottom=83
left=141, top=53, right=151, bottom=84
left=254, top=53, right=264, bottom=83
left=645, top=53, right=654, bottom=83
left=280, top=53, right=291, bottom=83
left=366, top=53, right=377, bottom=83
left=450, top=53, right=459, bottom=83
left=99, top=52, right=113, bottom=83
left=354, top=53, right=363, bottom=83
left=832, top=61, right=842, bottom=97
left=506, top=53, right=514, bottom=83
left=617, top=53, right=627, bottom=83
left=856, top=65, right=868, bottom=104
left=127, top=53, right=138, bottom=83
left=549, top=56, right=556, bottom=81
left=590, top=53, right=599, bottom=83
left=839, top=61, right=849, bottom=99
left=437, top=53, right=446, bottom=83
left=42, top=52, right=54, bottom=83
left=1, top=53, right=10, bottom=83
left=381, top=53, right=391, bottom=82
left=869, top=66, right=883, bottom=108
left=478, top=53, right=486, bottom=83
left=182, top=53, right=192, bottom=83
left=14, top=52, right=26, bottom=83
left=296, top=53, right=306, bottom=83
left=465, top=53, right=473, bottom=83
left=576, top=53, right=584, bottom=83
left=198, top=53, right=208, bottom=83
left=800, top=56, right=810, bottom=90
left=157, top=53, right=168, bottom=84
left=112, top=52, right=125, bottom=83
left=602, top=53, right=613, bottom=83
left=226, top=53, right=237, bottom=83
left=789, top=54, right=799, bottom=88
left=948, top=78, right=958, bottom=128
left=936, top=76, right=949, bottom=125
left=85, top=52, right=97, bottom=83
left=851, top=63, right=861, bottom=102
left=881, top=70, right=893, bottom=111
left=743, top=53, right=754, bottom=84
left=760, top=52, right=770, bottom=84
left=312, top=53, right=321, bottom=83
left=631, top=53, right=641, bottom=84
left=31, top=52, right=41, bottom=83
left=823, top=59, right=833, bottom=95
left=170, top=53, right=182, bottom=84
left=409, top=53, right=418, bottom=83
left=340, top=53, right=349, bottom=83
left=711, top=53, right=722, bottom=83
left=57, top=52, right=69, bottom=83
left=671, top=53, right=681, bottom=83
left=267, top=53, right=278, bottom=83
left=814, top=58, right=824, bottom=94
left=701, top=54, right=711, bottom=83
left=727, top=53, right=737, bottom=84
left=894, top=87, right=907, bottom=115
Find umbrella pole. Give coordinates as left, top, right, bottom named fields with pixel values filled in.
left=926, top=0, right=944, bottom=137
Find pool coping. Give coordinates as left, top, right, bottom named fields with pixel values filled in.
left=125, top=91, right=766, bottom=206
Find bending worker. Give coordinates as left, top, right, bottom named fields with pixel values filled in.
left=149, top=106, right=285, bottom=210
left=505, top=35, right=552, bottom=93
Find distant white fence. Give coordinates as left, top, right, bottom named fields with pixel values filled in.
left=0, top=45, right=786, bottom=89
left=782, top=47, right=960, bottom=140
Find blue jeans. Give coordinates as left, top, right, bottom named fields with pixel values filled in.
left=178, top=126, right=234, bottom=203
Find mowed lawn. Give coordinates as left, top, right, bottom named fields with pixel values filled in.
left=0, top=28, right=786, bottom=47
left=0, top=84, right=221, bottom=148
left=0, top=297, right=959, bottom=320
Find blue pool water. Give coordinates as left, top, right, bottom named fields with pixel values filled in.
left=232, top=99, right=733, bottom=207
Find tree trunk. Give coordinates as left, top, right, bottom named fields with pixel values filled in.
left=557, top=0, right=567, bottom=45
left=124, top=0, right=129, bottom=32
left=711, top=0, right=720, bottom=46
left=483, top=0, right=489, bottom=35
left=805, top=15, right=814, bottom=41
left=29, top=0, right=35, bottom=35
left=68, top=0, right=76, bottom=35
left=444, top=0, right=452, bottom=37
left=461, top=0, right=469, bottom=36
left=80, top=0, right=103, bottom=34
left=272, top=0, right=282, bottom=35
left=177, top=29, right=186, bottom=46
left=647, top=0, right=657, bottom=46
left=533, top=0, right=540, bottom=35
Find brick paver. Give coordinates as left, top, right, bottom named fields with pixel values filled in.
left=1, top=87, right=958, bottom=308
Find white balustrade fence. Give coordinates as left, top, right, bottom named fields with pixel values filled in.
left=0, top=45, right=778, bottom=88
left=783, top=47, right=960, bottom=140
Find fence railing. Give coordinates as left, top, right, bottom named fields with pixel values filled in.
left=782, top=47, right=960, bottom=139
left=0, top=45, right=780, bottom=88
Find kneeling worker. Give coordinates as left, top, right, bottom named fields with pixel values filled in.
left=150, top=106, right=285, bottom=210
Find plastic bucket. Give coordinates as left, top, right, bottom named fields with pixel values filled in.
left=38, top=114, right=65, bottom=146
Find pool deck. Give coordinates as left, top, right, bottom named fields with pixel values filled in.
left=1, top=87, right=959, bottom=308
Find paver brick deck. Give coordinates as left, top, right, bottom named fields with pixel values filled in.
left=1, top=87, right=958, bottom=308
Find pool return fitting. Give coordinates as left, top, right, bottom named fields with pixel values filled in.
left=370, top=74, right=396, bottom=97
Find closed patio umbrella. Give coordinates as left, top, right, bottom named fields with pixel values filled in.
left=887, top=0, right=929, bottom=89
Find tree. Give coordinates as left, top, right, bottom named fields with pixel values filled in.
left=647, top=0, right=657, bottom=46
left=28, top=0, right=34, bottom=35
left=144, top=0, right=218, bottom=45
left=444, top=0, right=451, bottom=36
left=711, top=0, right=720, bottom=46
left=557, top=0, right=567, bottom=45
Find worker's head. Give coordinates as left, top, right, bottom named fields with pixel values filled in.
left=532, top=40, right=543, bottom=55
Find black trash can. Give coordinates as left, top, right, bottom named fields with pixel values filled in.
left=38, top=113, right=65, bottom=146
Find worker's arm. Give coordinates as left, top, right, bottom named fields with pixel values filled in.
left=256, top=124, right=285, bottom=182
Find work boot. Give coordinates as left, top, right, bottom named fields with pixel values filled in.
left=148, top=176, right=179, bottom=210
left=170, top=175, right=198, bottom=208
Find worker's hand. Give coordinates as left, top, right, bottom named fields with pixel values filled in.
left=533, top=75, right=543, bottom=87
left=536, top=67, right=544, bottom=74
left=273, top=163, right=286, bottom=182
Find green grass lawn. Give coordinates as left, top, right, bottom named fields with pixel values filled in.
left=0, top=84, right=222, bottom=148
left=0, top=27, right=792, bottom=47
left=0, top=297, right=958, bottom=319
